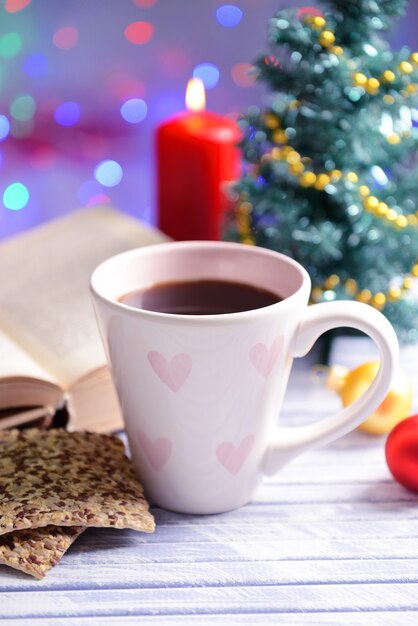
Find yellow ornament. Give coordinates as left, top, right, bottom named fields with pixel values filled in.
left=364, top=196, right=379, bottom=211
left=319, top=30, right=335, bottom=47
left=382, top=70, right=396, bottom=82
left=326, top=362, right=413, bottom=436
left=358, top=185, right=370, bottom=197
left=324, top=274, right=340, bottom=289
left=289, top=162, right=304, bottom=175
left=399, top=61, right=413, bottom=74
left=376, top=202, right=389, bottom=217
left=344, top=278, right=357, bottom=295
left=330, top=169, right=342, bottom=180
left=299, top=171, right=317, bottom=187
left=272, top=130, right=287, bottom=144
left=353, top=72, right=367, bottom=87
left=346, top=171, right=359, bottom=183
left=395, top=215, right=408, bottom=229
left=371, top=292, right=386, bottom=310
left=356, top=289, right=372, bottom=303
left=387, top=133, right=401, bottom=145
left=383, top=94, right=395, bottom=105
left=264, top=113, right=279, bottom=129
left=310, top=286, right=323, bottom=302
left=286, top=150, right=301, bottom=164
left=314, top=173, right=331, bottom=190
left=312, top=16, right=326, bottom=29
left=403, top=276, right=414, bottom=290
left=366, top=77, right=380, bottom=94
left=388, top=286, right=402, bottom=302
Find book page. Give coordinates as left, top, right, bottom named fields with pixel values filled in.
left=0, top=206, right=167, bottom=388
left=0, top=327, right=56, bottom=382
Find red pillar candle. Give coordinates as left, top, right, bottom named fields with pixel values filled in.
left=157, top=79, right=241, bottom=241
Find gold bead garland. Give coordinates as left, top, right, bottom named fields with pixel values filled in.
left=310, top=272, right=416, bottom=310
left=267, top=143, right=418, bottom=231
left=302, top=15, right=418, bottom=100
left=236, top=199, right=255, bottom=245
left=253, top=146, right=418, bottom=308
left=311, top=264, right=418, bottom=309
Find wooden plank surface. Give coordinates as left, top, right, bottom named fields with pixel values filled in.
left=1, top=346, right=418, bottom=623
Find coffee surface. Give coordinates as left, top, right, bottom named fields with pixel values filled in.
left=119, top=279, right=281, bottom=315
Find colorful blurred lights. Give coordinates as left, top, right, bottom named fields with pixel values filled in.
left=94, top=160, right=123, bottom=187
left=54, top=101, right=81, bottom=126
left=121, top=98, right=147, bottom=123
left=23, top=54, right=48, bottom=77
left=53, top=26, right=79, bottom=50
left=3, top=183, right=29, bottom=211
left=216, top=5, right=243, bottom=28
left=231, top=63, right=255, bottom=87
left=193, top=63, right=220, bottom=89
left=297, top=6, right=324, bottom=19
left=10, top=119, right=34, bottom=139
left=133, top=0, right=157, bottom=7
left=0, top=33, right=22, bottom=58
left=5, top=0, right=31, bottom=13
left=10, top=95, right=36, bottom=122
left=77, top=179, right=103, bottom=205
left=124, top=22, right=154, bottom=45
left=0, top=116, right=10, bottom=142
left=154, top=93, right=183, bottom=120
left=87, top=194, right=111, bottom=207
left=29, top=146, right=56, bottom=171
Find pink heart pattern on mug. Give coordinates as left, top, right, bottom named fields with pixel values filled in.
left=250, top=335, right=284, bottom=378
left=137, top=430, right=172, bottom=472
left=216, top=434, right=255, bottom=476
left=148, top=351, right=192, bottom=392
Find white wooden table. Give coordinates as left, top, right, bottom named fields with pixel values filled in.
left=1, top=343, right=418, bottom=625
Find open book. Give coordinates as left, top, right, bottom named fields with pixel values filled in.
left=0, top=206, right=167, bottom=432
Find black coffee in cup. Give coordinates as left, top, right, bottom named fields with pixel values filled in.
left=119, top=279, right=281, bottom=315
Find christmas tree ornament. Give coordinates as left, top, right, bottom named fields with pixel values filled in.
left=324, top=361, right=413, bottom=435
left=385, top=415, right=418, bottom=492
left=224, top=0, right=418, bottom=343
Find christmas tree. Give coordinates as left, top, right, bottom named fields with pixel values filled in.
left=225, top=0, right=418, bottom=343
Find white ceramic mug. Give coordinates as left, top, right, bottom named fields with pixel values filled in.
left=90, top=241, right=399, bottom=514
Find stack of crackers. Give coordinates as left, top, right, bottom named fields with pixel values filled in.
left=0, top=428, right=155, bottom=579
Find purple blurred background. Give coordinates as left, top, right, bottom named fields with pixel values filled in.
left=0, top=0, right=417, bottom=240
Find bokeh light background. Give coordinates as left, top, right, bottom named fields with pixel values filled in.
left=0, top=0, right=417, bottom=240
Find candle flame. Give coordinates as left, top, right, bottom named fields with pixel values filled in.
left=185, top=78, right=206, bottom=112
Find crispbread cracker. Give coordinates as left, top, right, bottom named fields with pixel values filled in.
left=0, top=525, right=85, bottom=579
left=0, top=429, right=155, bottom=535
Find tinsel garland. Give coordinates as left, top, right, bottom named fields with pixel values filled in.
left=224, top=0, right=418, bottom=343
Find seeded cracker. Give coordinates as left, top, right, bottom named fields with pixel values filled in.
left=0, top=525, right=85, bottom=579
left=0, top=429, right=155, bottom=535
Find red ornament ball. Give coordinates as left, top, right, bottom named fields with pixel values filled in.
left=385, top=415, right=418, bottom=492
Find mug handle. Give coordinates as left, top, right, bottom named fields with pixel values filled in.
left=262, top=301, right=399, bottom=476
